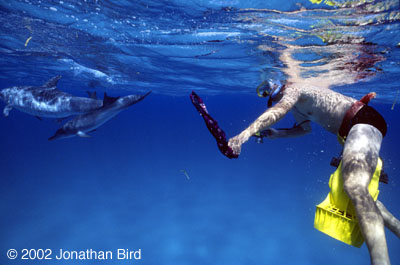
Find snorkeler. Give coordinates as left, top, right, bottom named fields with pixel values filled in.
left=227, top=77, right=399, bottom=265
left=191, top=44, right=400, bottom=264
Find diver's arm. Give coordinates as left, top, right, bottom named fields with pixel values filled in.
left=261, top=120, right=311, bottom=139
left=228, top=88, right=299, bottom=154
left=263, top=109, right=312, bottom=139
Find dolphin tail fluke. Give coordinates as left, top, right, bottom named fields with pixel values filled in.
left=43, top=75, right=62, bottom=88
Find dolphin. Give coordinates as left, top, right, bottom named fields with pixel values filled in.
left=48, top=91, right=151, bottom=140
left=0, top=76, right=103, bottom=119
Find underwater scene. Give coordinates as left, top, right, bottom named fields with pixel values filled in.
left=0, top=0, right=400, bottom=264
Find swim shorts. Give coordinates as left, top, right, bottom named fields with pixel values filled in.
left=345, top=105, right=387, bottom=138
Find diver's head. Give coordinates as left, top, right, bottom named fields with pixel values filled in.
left=257, top=79, right=284, bottom=106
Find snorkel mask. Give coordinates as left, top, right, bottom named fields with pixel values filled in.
left=256, top=79, right=284, bottom=107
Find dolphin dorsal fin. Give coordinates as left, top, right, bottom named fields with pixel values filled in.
left=43, top=76, right=62, bottom=88
left=86, top=91, right=98, bottom=100
left=103, top=93, right=120, bottom=106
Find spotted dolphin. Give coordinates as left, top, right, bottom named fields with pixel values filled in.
left=0, top=76, right=103, bottom=118
left=48, top=91, right=151, bottom=140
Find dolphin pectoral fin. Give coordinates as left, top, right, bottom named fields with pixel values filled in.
left=3, top=105, right=12, bottom=117
left=43, top=75, right=62, bottom=88
left=77, top=131, right=91, bottom=138
left=35, top=116, right=43, bottom=121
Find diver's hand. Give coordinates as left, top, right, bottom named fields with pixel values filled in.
left=228, top=132, right=250, bottom=155
left=228, top=136, right=242, bottom=155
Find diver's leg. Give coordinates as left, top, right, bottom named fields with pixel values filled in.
left=341, top=124, right=390, bottom=265
left=376, top=200, right=400, bottom=238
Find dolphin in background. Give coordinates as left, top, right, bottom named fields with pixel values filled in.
left=0, top=76, right=103, bottom=119
left=48, top=91, right=151, bottom=140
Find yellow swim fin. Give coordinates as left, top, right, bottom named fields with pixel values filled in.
left=314, top=158, right=382, bottom=247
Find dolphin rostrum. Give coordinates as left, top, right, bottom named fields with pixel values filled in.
left=48, top=91, right=151, bottom=140
left=0, top=76, right=103, bottom=118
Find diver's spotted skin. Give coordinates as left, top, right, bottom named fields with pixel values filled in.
left=228, top=48, right=399, bottom=265
left=341, top=124, right=389, bottom=265
left=228, top=85, right=356, bottom=154
left=49, top=91, right=151, bottom=140
left=0, top=76, right=103, bottom=118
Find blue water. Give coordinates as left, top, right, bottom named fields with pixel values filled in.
left=1, top=0, right=400, bottom=264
